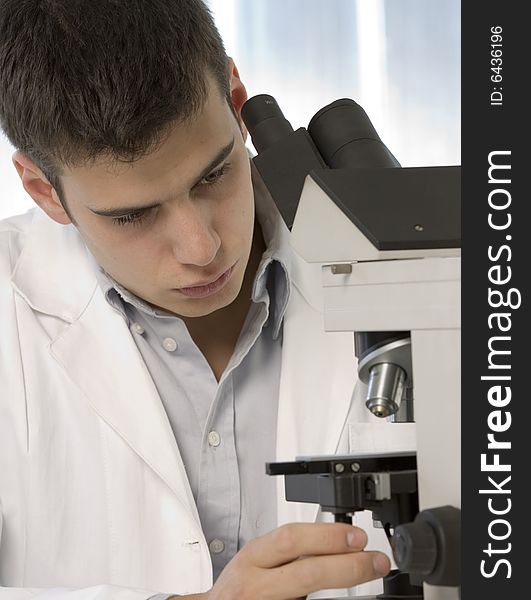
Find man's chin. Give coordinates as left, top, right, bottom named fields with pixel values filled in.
left=171, top=301, right=231, bottom=319
left=156, top=284, right=241, bottom=319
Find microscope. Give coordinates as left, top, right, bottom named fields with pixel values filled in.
left=241, top=96, right=461, bottom=600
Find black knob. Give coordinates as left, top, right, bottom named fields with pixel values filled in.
left=392, top=505, right=461, bottom=587
left=392, top=518, right=437, bottom=575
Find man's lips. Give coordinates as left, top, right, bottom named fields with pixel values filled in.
left=175, top=263, right=237, bottom=299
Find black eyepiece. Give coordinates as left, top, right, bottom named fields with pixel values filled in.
left=308, top=98, right=400, bottom=168
left=242, top=94, right=294, bottom=153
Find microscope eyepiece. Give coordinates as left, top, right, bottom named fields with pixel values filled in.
left=307, top=98, right=400, bottom=169
left=241, top=94, right=295, bottom=153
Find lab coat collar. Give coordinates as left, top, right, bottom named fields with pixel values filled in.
left=11, top=208, right=98, bottom=322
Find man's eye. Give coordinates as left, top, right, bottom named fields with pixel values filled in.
left=112, top=210, right=147, bottom=227
left=198, top=163, right=231, bottom=187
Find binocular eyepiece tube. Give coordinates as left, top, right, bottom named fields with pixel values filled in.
left=242, top=94, right=400, bottom=169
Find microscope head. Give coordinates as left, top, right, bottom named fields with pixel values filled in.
left=242, top=94, right=461, bottom=421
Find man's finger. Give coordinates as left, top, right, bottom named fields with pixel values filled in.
left=268, top=550, right=391, bottom=599
left=244, top=522, right=368, bottom=568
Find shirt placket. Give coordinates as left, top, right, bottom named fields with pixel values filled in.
left=198, top=374, right=240, bottom=581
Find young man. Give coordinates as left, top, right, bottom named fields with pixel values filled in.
left=0, top=1, right=398, bottom=598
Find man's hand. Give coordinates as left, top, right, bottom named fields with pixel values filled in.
left=185, top=521, right=391, bottom=600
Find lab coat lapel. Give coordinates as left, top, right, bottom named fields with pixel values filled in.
left=276, top=250, right=358, bottom=525
left=49, top=291, right=200, bottom=520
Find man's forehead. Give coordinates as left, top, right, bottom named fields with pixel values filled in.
left=68, top=89, right=232, bottom=176
left=61, top=91, right=237, bottom=209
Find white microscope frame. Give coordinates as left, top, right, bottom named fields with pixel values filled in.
left=291, top=174, right=461, bottom=600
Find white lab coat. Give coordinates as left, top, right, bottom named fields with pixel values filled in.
left=0, top=207, right=413, bottom=599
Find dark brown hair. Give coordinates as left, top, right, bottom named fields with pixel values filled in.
left=0, top=0, right=230, bottom=197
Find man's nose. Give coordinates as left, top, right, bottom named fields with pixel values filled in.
left=167, top=202, right=221, bottom=267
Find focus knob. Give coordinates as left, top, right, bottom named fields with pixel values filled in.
left=391, top=505, right=461, bottom=587
left=392, top=518, right=437, bottom=575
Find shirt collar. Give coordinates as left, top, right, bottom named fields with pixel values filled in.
left=95, top=158, right=292, bottom=340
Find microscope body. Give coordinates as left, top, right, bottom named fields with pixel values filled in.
left=241, top=95, right=461, bottom=600
left=291, top=171, right=461, bottom=600
left=317, top=255, right=461, bottom=522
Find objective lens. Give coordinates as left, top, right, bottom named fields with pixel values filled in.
left=366, top=362, right=406, bottom=418
left=307, top=98, right=400, bottom=169
left=241, top=94, right=294, bottom=153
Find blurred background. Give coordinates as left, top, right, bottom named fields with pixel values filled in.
left=0, top=0, right=460, bottom=220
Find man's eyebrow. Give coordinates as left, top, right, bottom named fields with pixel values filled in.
left=89, top=137, right=235, bottom=217
left=190, top=136, right=235, bottom=188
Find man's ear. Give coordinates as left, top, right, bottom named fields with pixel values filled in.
left=12, top=151, right=71, bottom=225
left=227, top=58, right=249, bottom=141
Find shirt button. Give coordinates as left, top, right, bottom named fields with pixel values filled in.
left=162, top=337, right=177, bottom=352
left=131, top=322, right=145, bottom=335
left=207, top=431, right=221, bottom=447
left=209, top=539, right=225, bottom=554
